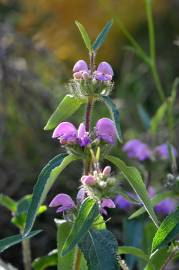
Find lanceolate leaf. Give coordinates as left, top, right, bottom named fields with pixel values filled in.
left=0, top=194, right=17, bottom=212
left=152, top=208, right=179, bottom=252
left=118, top=246, right=149, bottom=262
left=32, top=250, right=57, bottom=270
left=101, top=96, right=123, bottom=143
left=24, top=153, right=79, bottom=236
left=129, top=191, right=174, bottom=220
left=61, top=198, right=99, bottom=256
left=75, top=21, right=92, bottom=52
left=106, top=155, right=159, bottom=228
left=92, top=20, right=113, bottom=51
left=79, top=229, right=119, bottom=270
left=0, top=230, right=41, bottom=253
left=44, top=95, right=87, bottom=130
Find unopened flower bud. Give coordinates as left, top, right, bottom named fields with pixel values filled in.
left=82, top=71, right=89, bottom=80
left=73, top=71, right=83, bottom=80
left=102, top=166, right=111, bottom=176
left=81, top=175, right=96, bottom=186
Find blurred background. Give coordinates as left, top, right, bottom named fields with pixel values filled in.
left=0, top=0, right=179, bottom=268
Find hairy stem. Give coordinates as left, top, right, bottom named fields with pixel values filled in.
left=22, top=239, right=31, bottom=270
left=85, top=96, right=93, bottom=132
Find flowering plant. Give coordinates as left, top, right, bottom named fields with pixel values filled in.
left=1, top=2, right=179, bottom=270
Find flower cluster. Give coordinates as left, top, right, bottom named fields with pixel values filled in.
left=123, top=139, right=177, bottom=161
left=73, top=60, right=113, bottom=82
left=49, top=165, right=119, bottom=216
left=52, top=117, right=116, bottom=147
left=70, top=60, right=114, bottom=97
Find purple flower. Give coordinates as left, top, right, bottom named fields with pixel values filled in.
left=114, top=195, right=132, bottom=210
left=95, top=118, right=116, bottom=145
left=154, top=144, right=177, bottom=160
left=73, top=60, right=89, bottom=80
left=49, top=193, right=75, bottom=213
left=52, top=122, right=77, bottom=144
left=95, top=62, right=113, bottom=81
left=155, top=198, right=176, bottom=216
left=100, top=198, right=116, bottom=215
left=52, top=122, right=90, bottom=147
left=123, top=139, right=152, bottom=161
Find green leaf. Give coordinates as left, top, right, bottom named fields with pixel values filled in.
left=75, top=21, right=92, bottom=52
left=92, top=20, right=113, bottom=51
left=129, top=191, right=174, bottom=220
left=24, top=153, right=79, bottom=236
left=101, top=96, right=123, bottom=143
left=0, top=230, right=41, bottom=253
left=56, top=219, right=87, bottom=270
left=61, top=198, right=99, bottom=256
left=150, top=102, right=167, bottom=134
left=79, top=229, right=119, bottom=270
left=56, top=220, right=76, bottom=270
left=0, top=194, right=17, bottom=212
left=44, top=95, right=87, bottom=130
left=152, top=208, right=179, bottom=252
left=118, top=246, right=149, bottom=261
left=32, top=250, right=57, bottom=270
left=11, top=195, right=47, bottom=229
left=106, top=155, right=159, bottom=228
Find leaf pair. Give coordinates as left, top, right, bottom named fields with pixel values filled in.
left=75, top=20, right=113, bottom=53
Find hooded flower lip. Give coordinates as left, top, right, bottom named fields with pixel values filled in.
left=154, top=143, right=177, bottom=160
left=52, top=122, right=90, bottom=147
left=95, top=62, right=113, bottom=81
left=73, top=60, right=89, bottom=80
left=52, top=122, right=77, bottom=144
left=123, top=139, right=152, bottom=161
left=100, top=198, right=116, bottom=215
left=49, top=193, right=75, bottom=213
left=95, top=118, right=116, bottom=145
left=73, top=60, right=88, bottom=73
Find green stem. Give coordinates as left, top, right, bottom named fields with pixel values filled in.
left=145, top=0, right=165, bottom=103
left=73, top=248, right=82, bottom=270
left=150, top=64, right=165, bottom=102
left=22, top=238, right=31, bottom=270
